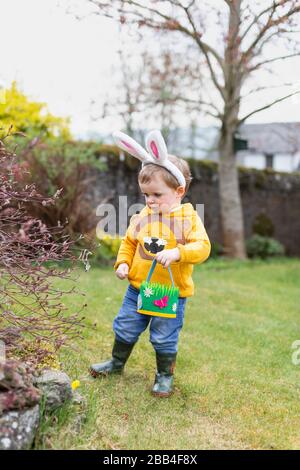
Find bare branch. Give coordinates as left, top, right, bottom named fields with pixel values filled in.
left=241, top=82, right=295, bottom=99
left=248, top=52, right=300, bottom=72
left=177, top=3, right=225, bottom=100
left=238, top=89, right=300, bottom=124
left=162, top=95, right=223, bottom=119
left=91, top=0, right=226, bottom=100
left=240, top=0, right=285, bottom=42
left=241, top=2, right=300, bottom=64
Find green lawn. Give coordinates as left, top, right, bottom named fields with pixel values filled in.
left=35, top=257, right=300, bottom=450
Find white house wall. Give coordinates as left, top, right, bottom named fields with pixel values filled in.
left=237, top=152, right=300, bottom=172
left=274, top=153, right=293, bottom=172
left=237, top=153, right=265, bottom=170
left=294, top=152, right=300, bottom=171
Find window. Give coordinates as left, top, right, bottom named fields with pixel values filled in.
left=265, top=153, right=274, bottom=169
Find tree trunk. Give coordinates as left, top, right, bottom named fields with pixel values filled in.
left=218, top=122, right=247, bottom=259
left=218, top=0, right=246, bottom=259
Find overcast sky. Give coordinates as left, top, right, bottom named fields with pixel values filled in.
left=1, top=0, right=300, bottom=138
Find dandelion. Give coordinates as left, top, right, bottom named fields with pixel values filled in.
left=71, top=380, right=80, bottom=391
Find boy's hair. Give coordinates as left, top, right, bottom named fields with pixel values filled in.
left=138, top=154, right=192, bottom=195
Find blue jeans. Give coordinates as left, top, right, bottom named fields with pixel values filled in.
left=113, top=284, right=187, bottom=354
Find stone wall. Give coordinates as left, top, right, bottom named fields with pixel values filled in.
left=85, top=148, right=300, bottom=256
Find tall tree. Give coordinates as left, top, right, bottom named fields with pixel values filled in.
left=88, top=0, right=300, bottom=258
left=90, top=42, right=203, bottom=145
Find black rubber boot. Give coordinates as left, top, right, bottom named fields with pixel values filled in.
left=89, top=338, right=135, bottom=378
left=152, top=352, right=177, bottom=397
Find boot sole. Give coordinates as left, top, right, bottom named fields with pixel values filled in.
left=89, top=367, right=122, bottom=378
left=89, top=367, right=105, bottom=378
left=151, top=390, right=173, bottom=398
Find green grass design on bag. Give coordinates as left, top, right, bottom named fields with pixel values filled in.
left=137, top=260, right=179, bottom=318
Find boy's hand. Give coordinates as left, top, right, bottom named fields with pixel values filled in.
left=116, top=263, right=129, bottom=280
left=155, top=248, right=180, bottom=268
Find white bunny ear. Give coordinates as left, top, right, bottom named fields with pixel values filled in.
left=113, top=129, right=186, bottom=188
left=112, top=131, right=151, bottom=163
left=145, top=129, right=186, bottom=188
left=145, top=130, right=168, bottom=163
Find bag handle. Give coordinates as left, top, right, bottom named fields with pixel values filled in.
left=146, top=259, right=175, bottom=287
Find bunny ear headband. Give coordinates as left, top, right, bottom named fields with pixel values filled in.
left=112, top=129, right=186, bottom=188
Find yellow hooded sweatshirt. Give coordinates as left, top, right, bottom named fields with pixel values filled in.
left=114, top=203, right=211, bottom=297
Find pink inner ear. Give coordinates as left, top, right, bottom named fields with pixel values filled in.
left=150, top=141, right=159, bottom=159
left=121, top=140, right=137, bottom=154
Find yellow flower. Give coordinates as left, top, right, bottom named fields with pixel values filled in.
left=71, top=380, right=80, bottom=390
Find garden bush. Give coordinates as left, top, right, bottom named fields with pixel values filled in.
left=0, top=132, right=86, bottom=370
left=246, top=234, right=285, bottom=259
left=19, top=138, right=106, bottom=240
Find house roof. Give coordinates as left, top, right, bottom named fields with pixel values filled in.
left=239, top=122, right=300, bottom=155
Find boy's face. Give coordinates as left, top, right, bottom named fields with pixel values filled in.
left=139, top=174, right=185, bottom=213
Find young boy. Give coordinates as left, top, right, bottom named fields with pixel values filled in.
left=90, top=130, right=211, bottom=397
